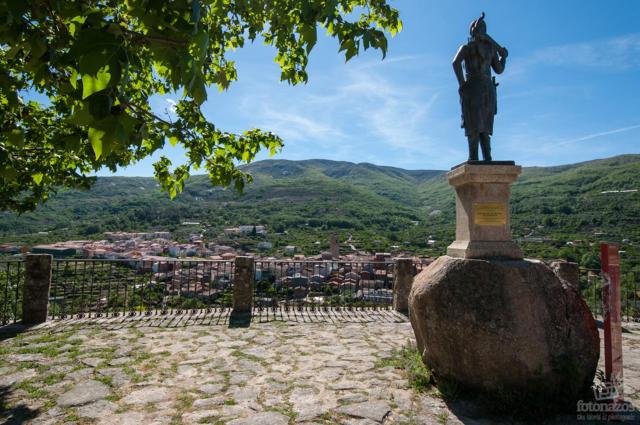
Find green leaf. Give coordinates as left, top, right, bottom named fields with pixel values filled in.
left=67, top=102, right=93, bottom=126
left=88, top=93, right=113, bottom=119
left=0, top=166, right=18, bottom=182
left=5, top=129, right=24, bottom=147
left=300, top=24, right=317, bottom=53
left=193, top=31, right=210, bottom=61
left=169, top=136, right=179, bottom=147
left=69, top=68, right=79, bottom=89
left=88, top=127, right=106, bottom=159
left=82, top=66, right=112, bottom=99
left=191, top=75, right=207, bottom=104
left=32, top=173, right=44, bottom=185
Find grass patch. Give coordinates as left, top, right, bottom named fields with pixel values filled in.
left=122, top=365, right=136, bottom=377
left=375, top=343, right=432, bottom=392
left=114, top=405, right=129, bottom=414
left=129, top=329, right=145, bottom=339
left=95, top=374, right=113, bottom=387
left=42, top=372, right=66, bottom=385
left=106, top=394, right=121, bottom=402
left=267, top=406, right=297, bottom=421
left=41, top=399, right=56, bottom=411
left=176, top=393, right=195, bottom=410
left=230, top=349, right=261, bottom=362
left=436, top=411, right=449, bottom=424
left=133, top=352, right=152, bottom=363
left=14, top=380, right=47, bottom=399
left=16, top=361, right=39, bottom=371
left=31, top=331, right=74, bottom=344
left=17, top=345, right=61, bottom=357
left=223, top=399, right=236, bottom=406
left=197, top=416, right=224, bottom=424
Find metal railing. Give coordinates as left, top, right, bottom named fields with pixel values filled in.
left=580, top=261, right=640, bottom=322
left=49, top=259, right=234, bottom=319
left=0, top=259, right=25, bottom=325
left=253, top=260, right=396, bottom=311
left=9, top=254, right=635, bottom=323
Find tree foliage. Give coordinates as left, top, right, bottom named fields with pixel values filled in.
left=0, top=0, right=402, bottom=212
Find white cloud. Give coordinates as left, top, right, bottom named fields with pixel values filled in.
left=234, top=57, right=451, bottom=167
left=557, top=124, right=640, bottom=146
left=510, top=33, right=640, bottom=77
left=165, top=98, right=177, bottom=115
left=258, top=109, right=346, bottom=142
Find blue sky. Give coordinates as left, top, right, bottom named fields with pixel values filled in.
left=105, top=0, right=640, bottom=175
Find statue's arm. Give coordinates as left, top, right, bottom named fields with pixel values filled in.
left=452, top=45, right=466, bottom=88
left=491, top=46, right=508, bottom=74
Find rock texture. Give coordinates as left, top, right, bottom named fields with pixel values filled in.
left=409, top=256, right=599, bottom=406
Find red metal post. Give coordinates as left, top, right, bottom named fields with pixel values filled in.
left=600, top=242, right=624, bottom=402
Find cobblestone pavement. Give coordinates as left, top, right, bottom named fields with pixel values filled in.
left=0, top=309, right=638, bottom=424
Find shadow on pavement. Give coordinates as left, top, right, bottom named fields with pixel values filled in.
left=0, top=385, right=39, bottom=424
left=5, top=307, right=409, bottom=333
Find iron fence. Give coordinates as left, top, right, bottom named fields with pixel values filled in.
left=0, top=259, right=24, bottom=325
left=413, top=260, right=429, bottom=275
left=18, top=255, right=639, bottom=323
left=253, top=260, right=396, bottom=311
left=580, top=259, right=640, bottom=322
left=49, top=259, right=234, bottom=319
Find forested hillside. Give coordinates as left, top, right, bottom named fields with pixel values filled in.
left=1, top=155, right=639, bottom=260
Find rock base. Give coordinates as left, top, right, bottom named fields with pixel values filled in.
left=409, top=256, right=599, bottom=408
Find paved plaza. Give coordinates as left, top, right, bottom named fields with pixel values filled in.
left=1, top=310, right=638, bottom=424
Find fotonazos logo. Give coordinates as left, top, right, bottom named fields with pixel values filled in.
left=592, top=373, right=623, bottom=402
left=577, top=372, right=638, bottom=422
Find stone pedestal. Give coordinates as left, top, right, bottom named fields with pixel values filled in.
left=408, top=160, right=600, bottom=410
left=22, top=254, right=52, bottom=324
left=233, top=256, right=254, bottom=314
left=446, top=162, right=523, bottom=259
left=393, top=258, right=413, bottom=313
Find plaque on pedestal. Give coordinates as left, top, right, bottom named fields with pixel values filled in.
left=446, top=162, right=523, bottom=259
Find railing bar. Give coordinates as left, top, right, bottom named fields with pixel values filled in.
left=3, top=263, right=9, bottom=325
left=90, top=260, right=96, bottom=318
left=13, top=262, right=20, bottom=324
left=161, top=262, right=168, bottom=314
left=123, top=266, right=128, bottom=316
left=187, top=261, right=192, bottom=313
left=106, top=262, right=112, bottom=316
left=170, top=261, right=176, bottom=315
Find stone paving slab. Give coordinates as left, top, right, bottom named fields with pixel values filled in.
left=0, top=310, right=638, bottom=424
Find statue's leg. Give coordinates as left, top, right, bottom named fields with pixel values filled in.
left=467, top=135, right=479, bottom=161
left=480, top=133, right=492, bottom=161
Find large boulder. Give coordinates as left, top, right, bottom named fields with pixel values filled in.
left=409, top=256, right=599, bottom=408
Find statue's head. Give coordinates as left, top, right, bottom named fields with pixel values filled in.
left=469, top=12, right=487, bottom=38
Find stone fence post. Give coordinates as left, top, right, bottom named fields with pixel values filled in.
left=550, top=260, right=579, bottom=290
left=233, top=256, right=254, bottom=314
left=22, top=254, right=53, bottom=324
left=393, top=258, right=413, bottom=313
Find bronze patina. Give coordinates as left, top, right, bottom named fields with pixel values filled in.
left=453, top=13, right=508, bottom=161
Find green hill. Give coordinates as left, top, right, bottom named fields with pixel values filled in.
left=1, top=155, right=639, bottom=261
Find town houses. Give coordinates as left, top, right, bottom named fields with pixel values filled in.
left=4, top=229, right=432, bottom=310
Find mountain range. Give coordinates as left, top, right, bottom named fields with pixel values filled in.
left=1, top=154, right=639, bottom=259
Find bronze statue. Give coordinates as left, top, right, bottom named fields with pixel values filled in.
left=453, top=13, right=508, bottom=161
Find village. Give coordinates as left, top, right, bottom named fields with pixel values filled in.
left=0, top=228, right=431, bottom=310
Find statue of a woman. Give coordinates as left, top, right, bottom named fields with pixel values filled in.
left=453, top=13, right=508, bottom=161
